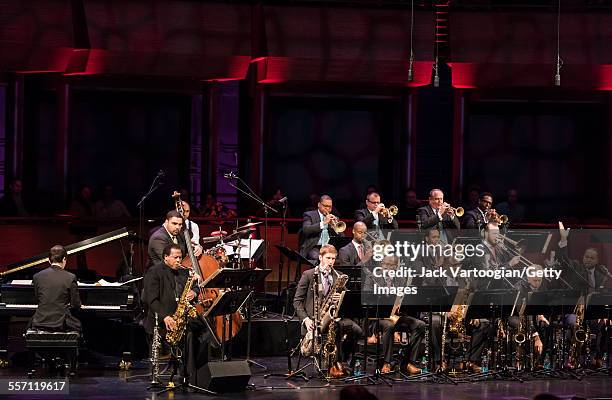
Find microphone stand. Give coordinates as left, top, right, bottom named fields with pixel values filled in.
left=225, top=174, right=278, bottom=271
left=278, top=201, right=288, bottom=301
left=136, top=172, right=164, bottom=273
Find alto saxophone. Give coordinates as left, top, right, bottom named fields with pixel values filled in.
left=166, top=271, right=198, bottom=347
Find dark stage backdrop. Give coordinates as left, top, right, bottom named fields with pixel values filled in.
left=464, top=99, right=607, bottom=221
left=265, top=97, right=399, bottom=216
left=68, top=89, right=192, bottom=217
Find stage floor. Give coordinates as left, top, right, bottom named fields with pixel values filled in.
left=1, top=356, right=609, bottom=400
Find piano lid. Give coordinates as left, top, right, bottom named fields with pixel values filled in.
left=0, top=227, right=129, bottom=277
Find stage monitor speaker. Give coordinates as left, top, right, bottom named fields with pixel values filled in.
left=196, top=360, right=251, bottom=393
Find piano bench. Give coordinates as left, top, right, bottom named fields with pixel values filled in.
left=24, top=330, right=80, bottom=377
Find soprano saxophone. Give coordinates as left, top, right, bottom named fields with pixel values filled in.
left=150, top=312, right=162, bottom=386
left=166, top=271, right=198, bottom=347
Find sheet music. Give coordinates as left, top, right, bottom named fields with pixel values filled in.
left=10, top=277, right=142, bottom=287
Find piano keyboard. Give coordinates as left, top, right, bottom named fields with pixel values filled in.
left=2, top=304, right=121, bottom=310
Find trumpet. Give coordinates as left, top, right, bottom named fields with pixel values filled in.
left=380, top=204, right=399, bottom=222
left=443, top=203, right=464, bottom=217
left=326, top=213, right=346, bottom=233
left=486, top=209, right=508, bottom=224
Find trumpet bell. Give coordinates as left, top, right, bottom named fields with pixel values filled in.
left=455, top=207, right=464, bottom=217
left=333, top=220, right=346, bottom=233
left=388, top=205, right=399, bottom=216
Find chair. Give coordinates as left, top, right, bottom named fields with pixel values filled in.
left=24, top=329, right=80, bottom=377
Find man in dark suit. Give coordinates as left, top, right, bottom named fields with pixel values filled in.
left=293, top=245, right=362, bottom=374
left=417, top=188, right=460, bottom=243
left=300, top=195, right=343, bottom=260
left=143, top=244, right=208, bottom=382
left=462, top=192, right=493, bottom=230
left=362, top=255, right=424, bottom=375
left=556, top=222, right=611, bottom=368
left=148, top=210, right=191, bottom=265
left=337, top=222, right=372, bottom=266
left=355, top=192, right=398, bottom=236
left=30, top=245, right=81, bottom=332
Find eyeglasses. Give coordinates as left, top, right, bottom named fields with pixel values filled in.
left=367, top=200, right=380, bottom=205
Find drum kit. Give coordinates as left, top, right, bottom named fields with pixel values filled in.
left=200, top=221, right=262, bottom=268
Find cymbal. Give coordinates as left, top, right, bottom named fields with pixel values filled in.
left=224, top=230, right=250, bottom=241
left=201, top=236, right=224, bottom=244
left=210, top=230, right=228, bottom=237
left=225, top=240, right=248, bottom=248
left=236, top=221, right=262, bottom=231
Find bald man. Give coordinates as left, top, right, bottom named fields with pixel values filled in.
left=337, top=222, right=372, bottom=266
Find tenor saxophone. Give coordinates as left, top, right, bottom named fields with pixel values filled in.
left=166, top=271, right=198, bottom=347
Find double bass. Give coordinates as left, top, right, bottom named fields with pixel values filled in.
left=172, top=192, right=242, bottom=344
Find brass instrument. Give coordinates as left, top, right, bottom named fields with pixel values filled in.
left=513, top=299, right=527, bottom=345
left=443, top=203, right=464, bottom=217
left=487, top=209, right=508, bottom=224
left=380, top=204, right=399, bottom=223
left=568, top=296, right=587, bottom=368
left=300, top=270, right=349, bottom=357
left=326, top=213, right=346, bottom=233
left=166, top=272, right=198, bottom=346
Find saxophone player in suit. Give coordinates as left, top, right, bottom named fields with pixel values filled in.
left=293, top=245, right=362, bottom=375
left=556, top=221, right=611, bottom=368
left=143, top=244, right=209, bottom=382
left=363, top=255, right=424, bottom=375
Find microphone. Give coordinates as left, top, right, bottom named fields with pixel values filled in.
left=416, top=214, right=422, bottom=232
left=279, top=196, right=288, bottom=204
left=554, top=56, right=562, bottom=87
left=407, top=50, right=414, bottom=82
left=597, top=265, right=612, bottom=279
left=223, top=171, right=236, bottom=179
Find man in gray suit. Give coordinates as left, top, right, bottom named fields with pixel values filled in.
left=148, top=209, right=200, bottom=266
left=293, top=245, right=362, bottom=373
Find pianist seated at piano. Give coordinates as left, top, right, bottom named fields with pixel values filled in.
left=28, top=245, right=82, bottom=333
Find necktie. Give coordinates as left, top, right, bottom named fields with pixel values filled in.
left=320, top=224, right=330, bottom=246
left=588, top=269, right=596, bottom=288
left=172, top=235, right=178, bottom=244
left=357, top=244, right=364, bottom=260
left=322, top=274, right=330, bottom=296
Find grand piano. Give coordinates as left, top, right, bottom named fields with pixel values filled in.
left=0, top=228, right=143, bottom=366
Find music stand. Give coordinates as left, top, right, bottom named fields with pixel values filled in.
left=524, top=289, right=582, bottom=380
left=202, top=289, right=251, bottom=362
left=401, top=286, right=459, bottom=385
left=237, top=269, right=270, bottom=370
left=463, top=289, right=522, bottom=382
left=335, top=267, right=363, bottom=291
left=342, top=292, right=393, bottom=386
left=328, top=236, right=352, bottom=253
left=582, top=291, right=612, bottom=376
